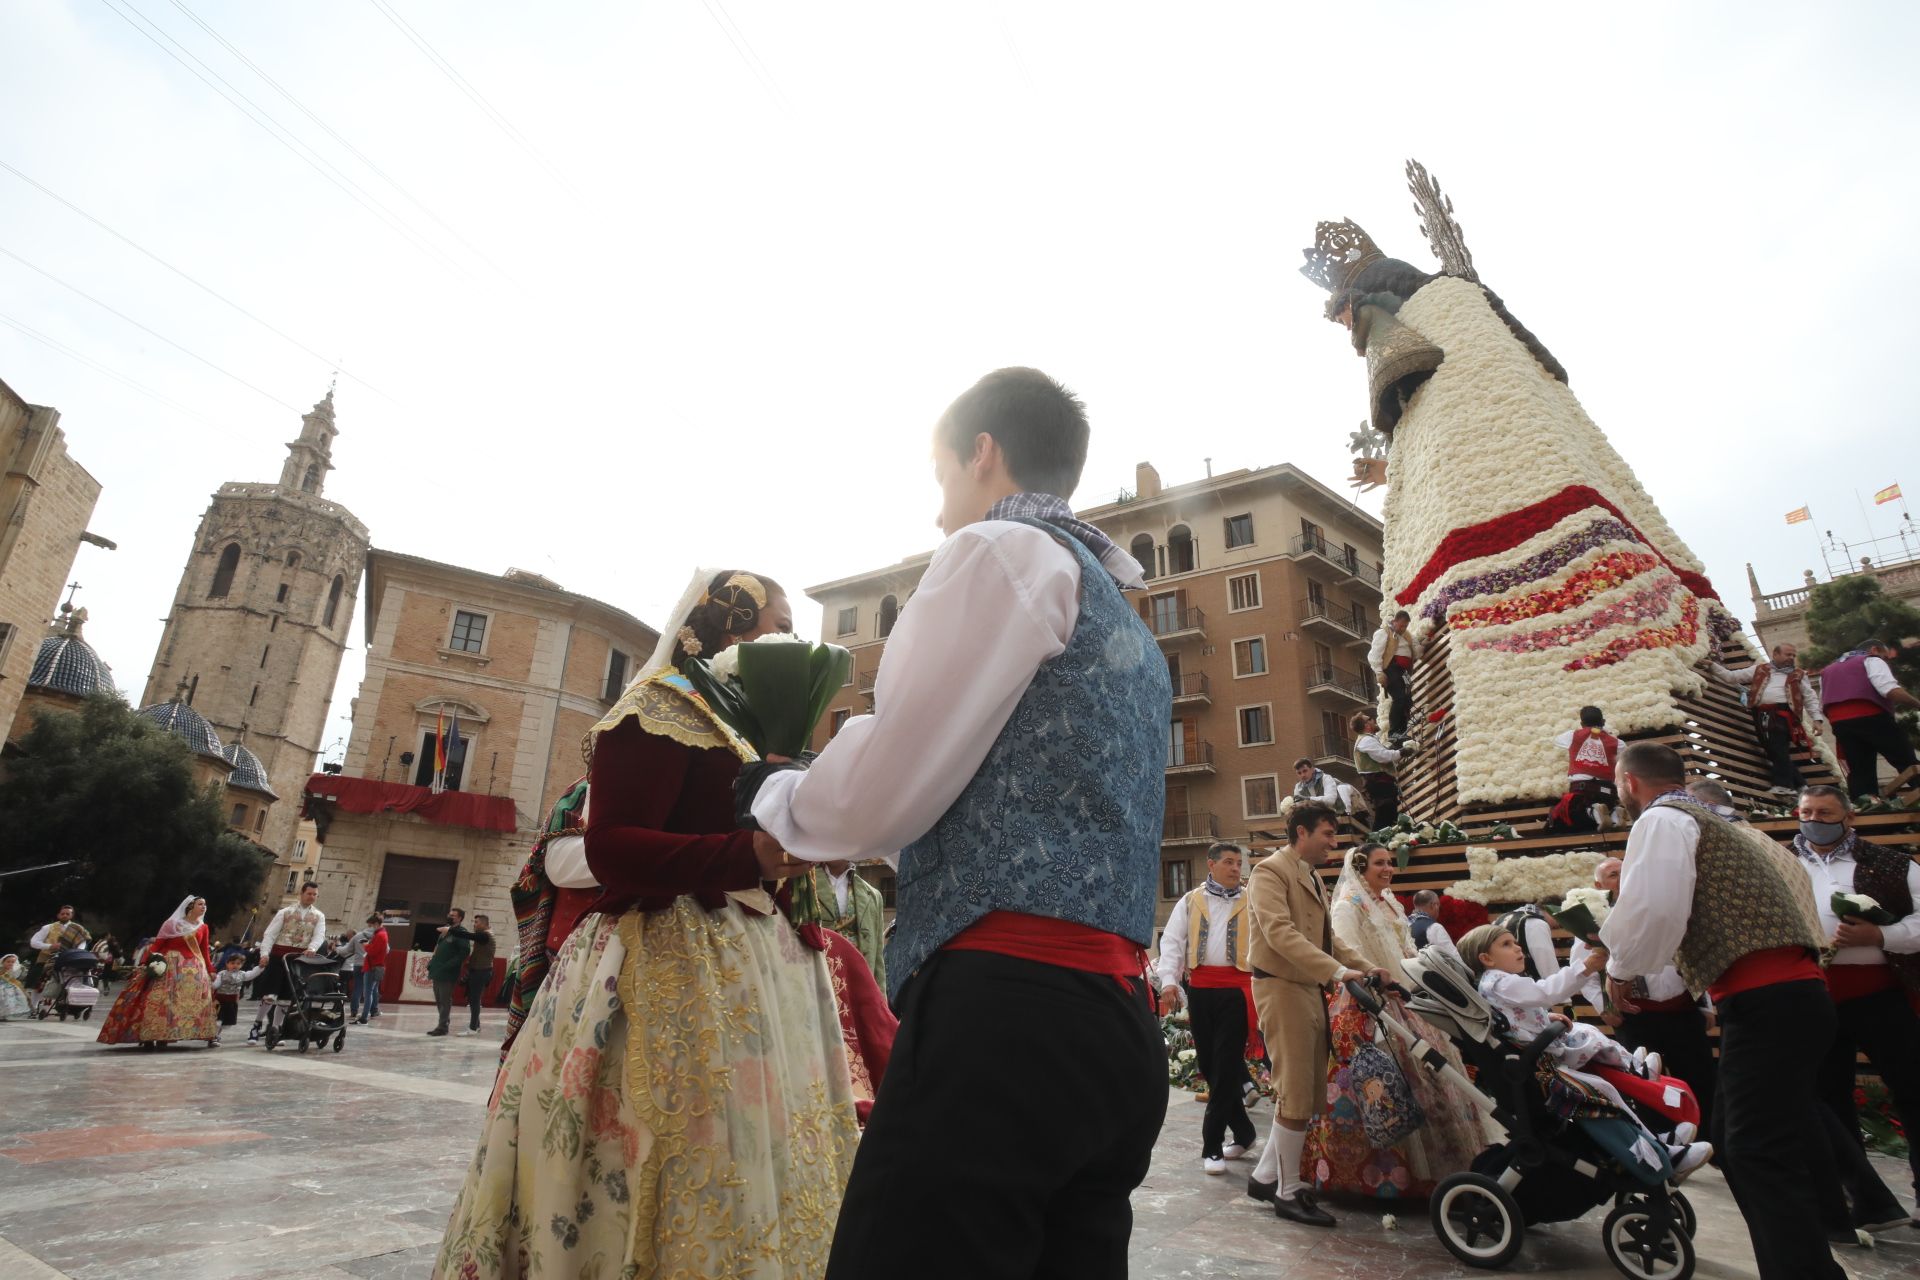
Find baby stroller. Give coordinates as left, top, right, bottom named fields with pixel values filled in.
left=34, top=949, right=103, bottom=1021
left=263, top=953, right=348, bottom=1053
left=1348, top=952, right=1702, bottom=1280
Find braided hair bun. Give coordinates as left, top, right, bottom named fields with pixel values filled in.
left=673, top=571, right=784, bottom=664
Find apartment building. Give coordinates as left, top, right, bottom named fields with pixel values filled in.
left=806, top=460, right=1385, bottom=926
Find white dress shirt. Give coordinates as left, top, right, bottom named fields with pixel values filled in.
left=259, top=905, right=326, bottom=954
left=1367, top=625, right=1420, bottom=676
left=1422, top=920, right=1458, bottom=957
left=1798, top=841, right=1920, bottom=966
left=1513, top=913, right=1563, bottom=991
left=827, top=869, right=853, bottom=917
left=1752, top=667, right=1792, bottom=707
left=1570, top=937, right=1690, bottom=1008
left=1153, top=889, right=1243, bottom=989
left=1599, top=805, right=1699, bottom=983
left=1354, top=734, right=1403, bottom=771
left=753, top=519, right=1143, bottom=861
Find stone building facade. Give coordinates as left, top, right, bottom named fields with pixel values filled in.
left=1749, top=553, right=1920, bottom=654
left=140, top=391, right=368, bottom=907
left=807, top=460, right=1384, bottom=927
left=0, top=377, right=106, bottom=739
left=304, top=552, right=656, bottom=955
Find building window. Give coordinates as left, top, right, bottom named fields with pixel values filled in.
left=1232, top=636, right=1267, bottom=677
left=0, top=623, right=14, bottom=673
left=275, top=582, right=290, bottom=604
left=208, top=543, right=241, bottom=598
left=323, top=575, right=345, bottom=628
left=879, top=595, right=899, bottom=638
left=414, top=727, right=470, bottom=790
left=829, top=708, right=850, bottom=738
left=1228, top=572, right=1262, bottom=612
left=293, top=839, right=308, bottom=862
left=249, top=684, right=260, bottom=706
left=260, top=644, right=270, bottom=668
left=230, top=803, right=247, bottom=828
left=1224, top=513, right=1254, bottom=549
left=269, top=616, right=278, bottom=632
left=1243, top=774, right=1281, bottom=819
left=1162, top=859, right=1193, bottom=899
left=1130, top=533, right=1156, bottom=581
left=449, top=609, right=487, bottom=653
left=836, top=606, right=858, bottom=636
left=285, top=869, right=300, bottom=894
left=604, top=649, right=630, bottom=702
left=286, top=550, right=301, bottom=569
left=843, top=662, right=856, bottom=687
left=1238, top=704, right=1274, bottom=746
left=1167, top=524, right=1196, bottom=574
left=255, top=809, right=268, bottom=834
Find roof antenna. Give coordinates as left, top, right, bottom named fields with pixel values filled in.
left=1204, top=457, right=1213, bottom=478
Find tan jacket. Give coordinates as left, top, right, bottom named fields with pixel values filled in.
left=1247, top=847, right=1367, bottom=987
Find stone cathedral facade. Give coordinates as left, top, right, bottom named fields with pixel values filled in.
left=140, top=391, right=369, bottom=894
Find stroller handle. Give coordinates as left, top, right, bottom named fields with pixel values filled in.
left=1342, top=974, right=1411, bottom=1015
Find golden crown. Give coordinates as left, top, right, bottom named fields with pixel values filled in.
left=1298, top=218, right=1386, bottom=293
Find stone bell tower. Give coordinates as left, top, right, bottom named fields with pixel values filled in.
left=142, top=390, right=370, bottom=869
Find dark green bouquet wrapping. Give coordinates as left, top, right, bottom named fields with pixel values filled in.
left=1831, top=891, right=1898, bottom=927
left=685, top=635, right=852, bottom=759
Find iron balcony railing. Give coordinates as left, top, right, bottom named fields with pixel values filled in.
left=1162, top=811, right=1220, bottom=843
left=1290, top=533, right=1384, bottom=590
left=1166, top=739, right=1215, bottom=772
left=1171, top=671, right=1210, bottom=702
left=1297, top=596, right=1367, bottom=640
left=1146, top=607, right=1205, bottom=639
left=1306, top=664, right=1373, bottom=701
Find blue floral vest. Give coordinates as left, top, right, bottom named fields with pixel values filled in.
left=886, top=519, right=1172, bottom=1000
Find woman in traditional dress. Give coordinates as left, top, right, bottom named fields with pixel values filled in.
left=435, top=570, right=865, bottom=1280
left=1303, top=844, right=1487, bottom=1199
left=0, top=953, right=30, bottom=1020
left=96, top=896, right=218, bottom=1049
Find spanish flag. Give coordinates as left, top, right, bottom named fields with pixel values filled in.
left=1875, top=483, right=1903, bottom=505
left=1785, top=506, right=1811, bottom=525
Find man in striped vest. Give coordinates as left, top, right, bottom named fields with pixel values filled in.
left=1156, top=842, right=1258, bottom=1175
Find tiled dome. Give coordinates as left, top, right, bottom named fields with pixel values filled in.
left=138, top=699, right=226, bottom=758
left=221, top=742, right=277, bottom=798
left=27, top=633, right=114, bottom=697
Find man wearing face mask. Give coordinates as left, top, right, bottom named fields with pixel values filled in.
left=1793, top=783, right=1920, bottom=1222
left=1748, top=644, right=1816, bottom=795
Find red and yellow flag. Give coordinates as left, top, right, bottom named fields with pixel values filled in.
left=434, top=709, right=448, bottom=774
left=1875, top=483, right=1903, bottom=505
left=1785, top=506, right=1811, bottom=525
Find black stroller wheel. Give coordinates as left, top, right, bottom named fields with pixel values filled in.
left=1431, top=1171, right=1525, bottom=1269
left=333, top=1031, right=345, bottom=1053
left=1602, top=1202, right=1695, bottom=1280
left=1620, top=1189, right=1696, bottom=1241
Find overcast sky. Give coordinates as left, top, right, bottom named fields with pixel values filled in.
left=5, top=1, right=1918, bottom=768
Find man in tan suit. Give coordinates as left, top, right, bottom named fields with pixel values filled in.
left=1245, top=800, right=1385, bottom=1226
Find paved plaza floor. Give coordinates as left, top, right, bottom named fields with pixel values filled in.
left=1, top=1004, right=1914, bottom=1278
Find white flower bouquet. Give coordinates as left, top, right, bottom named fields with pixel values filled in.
left=1831, top=891, right=1897, bottom=927
left=145, top=958, right=167, bottom=978
left=686, top=633, right=852, bottom=758
left=1448, top=848, right=1603, bottom=907
left=1551, top=884, right=1612, bottom=943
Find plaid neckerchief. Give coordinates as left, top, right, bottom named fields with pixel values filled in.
left=985, top=492, right=1141, bottom=586
left=1792, top=826, right=1859, bottom=865
left=1202, top=874, right=1243, bottom=900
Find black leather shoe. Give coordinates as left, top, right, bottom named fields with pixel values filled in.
left=1246, top=1177, right=1278, bottom=1204
left=1273, top=1193, right=1336, bottom=1228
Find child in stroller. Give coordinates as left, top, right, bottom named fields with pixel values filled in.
left=35, top=949, right=104, bottom=1021
left=258, top=952, right=348, bottom=1053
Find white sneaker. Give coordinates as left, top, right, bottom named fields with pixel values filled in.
left=457, top=1028, right=478, bottom=1037
left=1670, top=1141, right=1712, bottom=1182
left=1223, top=1143, right=1249, bottom=1160
left=1591, top=803, right=1611, bottom=832
left=1202, top=1157, right=1228, bottom=1175
left=1670, top=1121, right=1698, bottom=1146
left=1641, top=1050, right=1664, bottom=1079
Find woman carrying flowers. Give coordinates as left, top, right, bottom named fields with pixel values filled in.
left=1304, top=844, right=1488, bottom=1199
left=434, top=570, right=864, bottom=1280
left=96, top=896, right=218, bottom=1048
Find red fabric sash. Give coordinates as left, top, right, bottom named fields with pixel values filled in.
left=943, top=911, right=1146, bottom=984
left=1826, top=963, right=1898, bottom=1004
left=1190, top=964, right=1263, bottom=1057
left=1708, top=946, right=1823, bottom=1002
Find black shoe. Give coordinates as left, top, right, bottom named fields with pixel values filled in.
left=1272, top=1193, right=1336, bottom=1228
left=1246, top=1176, right=1278, bottom=1204
left=427, top=1027, right=448, bottom=1036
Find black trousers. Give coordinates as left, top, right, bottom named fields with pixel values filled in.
left=1818, top=985, right=1920, bottom=1200
left=1752, top=708, right=1803, bottom=790
left=1187, top=985, right=1254, bottom=1158
left=1833, top=711, right=1917, bottom=800
left=1384, top=662, right=1412, bottom=737
left=1814, top=1087, right=1907, bottom=1228
left=1361, top=773, right=1399, bottom=829
left=825, top=950, right=1167, bottom=1280
left=1712, top=979, right=1846, bottom=1279
left=1615, top=1005, right=1716, bottom=1134
left=432, top=979, right=456, bottom=1031
left=465, top=974, right=486, bottom=1030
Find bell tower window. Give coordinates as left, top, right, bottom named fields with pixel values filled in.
left=323, top=575, right=345, bottom=628
left=208, top=544, right=241, bottom=598
left=302, top=463, right=319, bottom=493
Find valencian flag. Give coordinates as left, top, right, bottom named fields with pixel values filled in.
left=431, top=708, right=450, bottom=793
left=1785, top=506, right=1811, bottom=525
left=1876, top=483, right=1903, bottom=505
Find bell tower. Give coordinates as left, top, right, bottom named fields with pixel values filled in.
left=142, top=390, right=370, bottom=873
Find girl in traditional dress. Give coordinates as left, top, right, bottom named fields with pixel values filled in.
left=97, top=896, right=218, bottom=1049
left=434, top=570, right=866, bottom=1280
left=1304, top=844, right=1488, bottom=1199
left=0, top=954, right=30, bottom=1020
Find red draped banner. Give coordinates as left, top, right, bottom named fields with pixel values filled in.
left=303, top=774, right=518, bottom=833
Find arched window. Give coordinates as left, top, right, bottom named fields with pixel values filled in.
left=208, top=543, right=240, bottom=598
left=878, top=595, right=899, bottom=638
left=1130, top=533, right=1156, bottom=581
left=286, top=550, right=301, bottom=569
left=1167, top=524, right=1196, bottom=575
left=301, top=463, right=319, bottom=493
left=323, top=575, right=344, bottom=628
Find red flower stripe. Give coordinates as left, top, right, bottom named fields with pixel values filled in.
left=1396, top=484, right=1720, bottom=608
left=1562, top=595, right=1701, bottom=672
left=1447, top=551, right=1662, bottom=630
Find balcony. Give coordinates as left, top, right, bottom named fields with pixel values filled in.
left=1298, top=597, right=1368, bottom=643
left=857, top=669, right=877, bottom=702
left=1162, top=811, right=1220, bottom=846
left=1147, top=606, right=1206, bottom=644
left=1289, top=533, right=1384, bottom=596
left=1170, top=671, right=1211, bottom=707
left=1312, top=733, right=1354, bottom=766
left=1306, top=664, right=1374, bottom=705
left=1166, top=739, right=1216, bottom=776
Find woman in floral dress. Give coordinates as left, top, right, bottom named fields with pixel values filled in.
left=1303, top=845, right=1488, bottom=1198
left=97, top=896, right=218, bottom=1048
left=435, top=570, right=863, bottom=1280
left=0, top=954, right=30, bottom=1020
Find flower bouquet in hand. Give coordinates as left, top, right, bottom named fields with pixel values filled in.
left=1550, top=885, right=1612, bottom=945
left=1832, top=891, right=1898, bottom=927
left=682, top=634, right=852, bottom=827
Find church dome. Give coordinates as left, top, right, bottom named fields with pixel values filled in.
left=27, top=632, right=114, bottom=697
left=138, top=698, right=226, bottom=758
left=221, top=742, right=277, bottom=798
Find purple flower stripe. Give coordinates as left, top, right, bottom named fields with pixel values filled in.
left=1421, top=518, right=1642, bottom=624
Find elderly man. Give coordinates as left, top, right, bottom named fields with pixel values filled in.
left=1600, top=742, right=1842, bottom=1279
left=1819, top=639, right=1920, bottom=800
left=1749, top=643, right=1815, bottom=795
left=1793, top=783, right=1920, bottom=1223
left=1245, top=802, right=1387, bottom=1227
left=248, top=883, right=325, bottom=1044
left=1157, top=842, right=1258, bottom=1175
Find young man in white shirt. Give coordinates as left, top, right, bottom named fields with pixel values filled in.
left=1156, top=842, right=1257, bottom=1175
left=1366, top=610, right=1420, bottom=736
left=750, top=368, right=1171, bottom=1279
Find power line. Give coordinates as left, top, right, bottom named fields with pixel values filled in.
left=0, top=157, right=397, bottom=406
left=700, top=0, right=789, bottom=111
left=164, top=0, right=520, bottom=288
left=0, top=309, right=254, bottom=440
left=0, top=243, right=301, bottom=413
left=365, top=0, right=584, bottom=202
left=97, top=0, right=466, bottom=275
